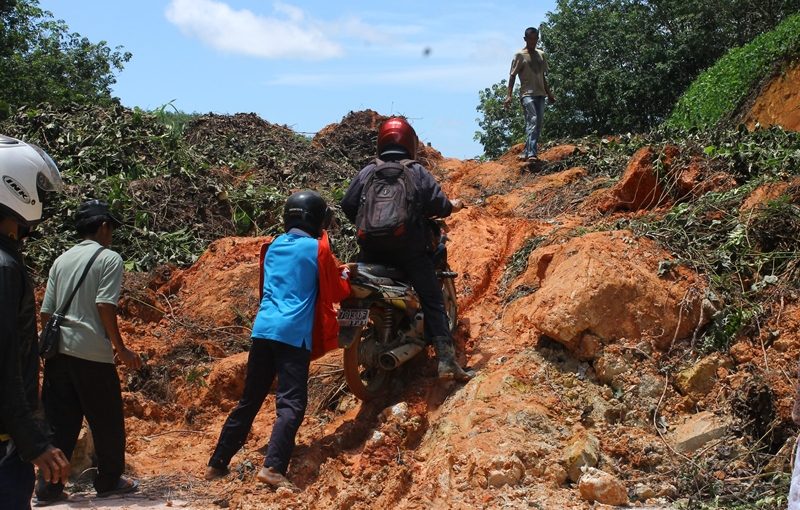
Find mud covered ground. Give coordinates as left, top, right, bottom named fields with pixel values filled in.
left=39, top=62, right=800, bottom=509
left=43, top=146, right=799, bottom=510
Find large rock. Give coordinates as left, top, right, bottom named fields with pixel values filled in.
left=505, top=231, right=707, bottom=355
left=598, top=146, right=676, bottom=212
left=485, top=454, right=526, bottom=488
left=670, top=411, right=730, bottom=453
left=563, top=433, right=600, bottom=483
left=579, top=467, right=629, bottom=506
left=674, top=354, right=730, bottom=397
left=70, top=423, right=94, bottom=480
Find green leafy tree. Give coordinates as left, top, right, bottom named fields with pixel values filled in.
left=0, top=0, right=131, bottom=115
left=542, top=0, right=800, bottom=137
left=474, top=80, right=524, bottom=159
left=474, top=0, right=800, bottom=156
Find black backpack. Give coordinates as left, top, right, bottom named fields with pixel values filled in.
left=355, top=158, right=420, bottom=250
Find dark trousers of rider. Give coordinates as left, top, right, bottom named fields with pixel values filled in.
left=208, top=339, right=310, bottom=475
left=359, top=249, right=450, bottom=341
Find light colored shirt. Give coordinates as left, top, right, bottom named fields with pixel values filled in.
left=251, top=230, right=319, bottom=350
left=41, top=240, right=123, bottom=364
left=510, top=47, right=549, bottom=97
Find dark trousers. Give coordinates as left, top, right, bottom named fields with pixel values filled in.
left=209, top=340, right=310, bottom=475
left=360, top=249, right=450, bottom=340
left=38, top=354, right=125, bottom=495
left=0, top=440, right=35, bottom=510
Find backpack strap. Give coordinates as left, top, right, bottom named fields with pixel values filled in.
left=397, top=159, right=421, bottom=220
left=54, top=246, right=105, bottom=317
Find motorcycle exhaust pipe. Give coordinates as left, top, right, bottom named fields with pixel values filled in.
left=379, top=342, right=425, bottom=370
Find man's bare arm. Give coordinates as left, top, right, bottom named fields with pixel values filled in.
left=97, top=303, right=142, bottom=370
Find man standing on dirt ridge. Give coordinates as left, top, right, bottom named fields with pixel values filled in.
left=504, top=26, right=556, bottom=162
left=0, top=135, right=70, bottom=510
left=36, top=199, right=142, bottom=504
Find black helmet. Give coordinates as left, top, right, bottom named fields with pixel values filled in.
left=283, top=190, right=331, bottom=237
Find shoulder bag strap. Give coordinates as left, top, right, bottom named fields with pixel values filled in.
left=54, top=246, right=105, bottom=316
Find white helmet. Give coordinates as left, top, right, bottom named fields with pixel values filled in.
left=0, top=135, right=63, bottom=227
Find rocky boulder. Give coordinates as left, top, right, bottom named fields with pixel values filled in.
left=578, top=467, right=629, bottom=506
left=562, top=433, right=600, bottom=483
left=598, top=146, right=676, bottom=212
left=669, top=411, right=731, bottom=453
left=505, top=231, right=707, bottom=356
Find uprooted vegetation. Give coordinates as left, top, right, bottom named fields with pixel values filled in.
left=0, top=104, right=385, bottom=277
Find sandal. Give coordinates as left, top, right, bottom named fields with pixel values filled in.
left=97, top=477, right=139, bottom=498
left=33, top=491, right=68, bottom=507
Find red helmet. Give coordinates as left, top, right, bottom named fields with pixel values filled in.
left=377, top=117, right=417, bottom=159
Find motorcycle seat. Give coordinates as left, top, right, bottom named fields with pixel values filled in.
left=357, top=263, right=407, bottom=281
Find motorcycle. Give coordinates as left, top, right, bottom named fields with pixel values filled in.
left=337, top=221, right=458, bottom=400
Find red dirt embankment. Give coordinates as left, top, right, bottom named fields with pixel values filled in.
left=60, top=78, right=800, bottom=506
left=87, top=136, right=799, bottom=510
left=744, top=61, right=800, bottom=132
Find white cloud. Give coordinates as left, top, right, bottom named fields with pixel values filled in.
left=165, top=0, right=343, bottom=59
left=164, top=0, right=517, bottom=65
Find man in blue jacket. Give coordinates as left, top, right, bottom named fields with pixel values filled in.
left=0, top=135, right=70, bottom=509
left=341, top=117, right=472, bottom=381
left=205, top=190, right=349, bottom=490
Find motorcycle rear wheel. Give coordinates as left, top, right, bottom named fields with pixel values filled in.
left=343, top=309, right=391, bottom=401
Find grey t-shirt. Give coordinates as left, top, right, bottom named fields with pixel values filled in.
left=41, top=240, right=124, bottom=364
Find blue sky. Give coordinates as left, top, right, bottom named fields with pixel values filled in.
left=38, top=1, right=556, bottom=159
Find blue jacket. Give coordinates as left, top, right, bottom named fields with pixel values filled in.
left=251, top=230, right=319, bottom=350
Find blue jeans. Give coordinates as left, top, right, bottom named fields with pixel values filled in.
left=521, top=95, right=545, bottom=158
left=0, top=440, right=35, bottom=510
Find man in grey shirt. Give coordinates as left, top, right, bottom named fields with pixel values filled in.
left=504, top=26, right=557, bottom=162
left=36, top=200, right=142, bottom=504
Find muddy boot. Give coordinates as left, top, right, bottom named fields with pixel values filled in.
left=432, top=336, right=474, bottom=382
left=257, top=466, right=299, bottom=492
left=204, top=465, right=229, bottom=481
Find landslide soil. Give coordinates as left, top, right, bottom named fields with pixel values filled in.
left=44, top=76, right=800, bottom=507
left=743, top=60, right=800, bottom=132
left=86, top=145, right=798, bottom=510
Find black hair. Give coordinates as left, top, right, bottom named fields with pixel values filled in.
left=75, top=216, right=107, bottom=237
left=525, top=27, right=539, bottom=37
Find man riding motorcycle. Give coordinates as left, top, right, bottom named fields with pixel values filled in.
left=340, top=117, right=472, bottom=382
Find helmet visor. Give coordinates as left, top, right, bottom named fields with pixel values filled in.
left=29, top=144, right=63, bottom=192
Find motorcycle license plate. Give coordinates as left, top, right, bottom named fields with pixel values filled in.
left=338, top=308, right=369, bottom=327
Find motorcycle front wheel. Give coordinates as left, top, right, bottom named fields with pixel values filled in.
left=343, top=308, right=391, bottom=401
left=442, top=267, right=458, bottom=333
